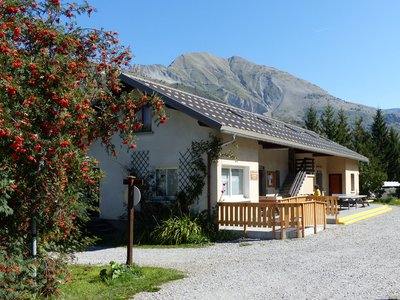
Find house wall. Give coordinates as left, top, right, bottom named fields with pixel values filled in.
left=90, top=107, right=215, bottom=220
left=216, top=136, right=259, bottom=204
left=258, top=148, right=289, bottom=195
left=297, top=154, right=360, bottom=195
left=325, top=157, right=360, bottom=195
left=314, top=156, right=329, bottom=194
left=345, top=159, right=360, bottom=195
left=91, top=103, right=363, bottom=220
left=298, top=174, right=315, bottom=195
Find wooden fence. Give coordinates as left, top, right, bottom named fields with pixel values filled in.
left=260, top=195, right=339, bottom=222
left=218, top=200, right=327, bottom=239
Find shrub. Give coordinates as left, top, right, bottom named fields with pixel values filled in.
left=0, top=0, right=166, bottom=296
left=151, top=215, right=207, bottom=245
left=100, top=261, right=143, bottom=283
left=0, top=252, right=67, bottom=299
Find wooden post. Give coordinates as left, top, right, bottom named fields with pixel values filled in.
left=301, top=204, right=305, bottom=238
left=123, top=176, right=135, bottom=266
left=313, top=201, right=317, bottom=234
left=207, top=154, right=211, bottom=217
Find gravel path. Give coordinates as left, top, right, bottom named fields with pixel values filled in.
left=74, top=206, right=400, bottom=300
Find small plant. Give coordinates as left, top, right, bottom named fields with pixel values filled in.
left=151, top=215, right=208, bottom=245
left=99, top=261, right=143, bottom=283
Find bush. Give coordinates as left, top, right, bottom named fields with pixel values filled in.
left=99, top=261, right=143, bottom=283
left=0, top=252, right=67, bottom=299
left=151, top=215, right=208, bottom=245
left=196, top=208, right=239, bottom=242
left=133, top=201, right=174, bottom=245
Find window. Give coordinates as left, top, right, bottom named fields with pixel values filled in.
left=222, top=168, right=244, bottom=197
left=155, top=168, right=178, bottom=198
left=316, top=171, right=323, bottom=190
left=351, top=173, right=355, bottom=192
left=136, top=107, right=152, bottom=132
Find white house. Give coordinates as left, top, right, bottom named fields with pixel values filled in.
left=90, top=74, right=369, bottom=220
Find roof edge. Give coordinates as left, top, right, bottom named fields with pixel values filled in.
left=220, top=126, right=369, bottom=163
left=120, top=73, right=222, bottom=130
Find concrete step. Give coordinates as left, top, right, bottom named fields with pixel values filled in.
left=337, top=205, right=392, bottom=225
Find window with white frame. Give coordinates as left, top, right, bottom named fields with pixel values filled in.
left=155, top=168, right=178, bottom=199
left=350, top=173, right=355, bottom=192
left=221, top=167, right=244, bottom=197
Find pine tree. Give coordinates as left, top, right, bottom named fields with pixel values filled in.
left=336, top=108, right=351, bottom=147
left=386, top=127, right=400, bottom=180
left=304, top=104, right=320, bottom=133
left=371, top=109, right=389, bottom=169
left=320, top=102, right=338, bottom=140
left=351, top=117, right=371, bottom=155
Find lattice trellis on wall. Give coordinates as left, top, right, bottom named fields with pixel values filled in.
left=178, top=148, right=198, bottom=193
left=130, top=150, right=150, bottom=180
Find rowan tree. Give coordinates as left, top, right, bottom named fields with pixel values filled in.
left=0, top=0, right=165, bottom=297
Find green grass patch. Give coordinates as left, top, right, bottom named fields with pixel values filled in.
left=375, top=198, right=400, bottom=206
left=239, top=242, right=252, bottom=247
left=58, top=264, right=184, bottom=300
left=135, top=242, right=213, bottom=249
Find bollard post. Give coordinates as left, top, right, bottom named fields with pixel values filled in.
left=123, top=176, right=135, bottom=266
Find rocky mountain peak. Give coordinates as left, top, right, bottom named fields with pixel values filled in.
left=128, top=52, right=399, bottom=131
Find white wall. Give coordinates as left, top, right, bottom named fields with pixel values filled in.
left=90, top=104, right=363, bottom=220
left=214, top=136, right=259, bottom=205
left=345, top=159, right=360, bottom=195
left=258, top=148, right=289, bottom=194
left=298, top=174, right=315, bottom=195
left=296, top=154, right=360, bottom=195
left=314, top=156, right=328, bottom=194
left=90, top=108, right=215, bottom=219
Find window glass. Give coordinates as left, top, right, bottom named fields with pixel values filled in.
left=155, top=169, right=167, bottom=196
left=351, top=173, right=355, bottom=192
left=231, top=169, right=243, bottom=195
left=221, top=167, right=244, bottom=196
left=155, top=168, right=178, bottom=198
left=167, top=169, right=178, bottom=196
left=316, top=171, right=323, bottom=190
left=136, top=107, right=152, bottom=132
left=222, top=168, right=230, bottom=195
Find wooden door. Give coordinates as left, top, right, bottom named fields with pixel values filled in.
left=329, top=174, right=342, bottom=195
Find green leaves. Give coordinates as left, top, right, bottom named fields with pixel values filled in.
left=151, top=215, right=207, bottom=245
left=0, top=0, right=165, bottom=297
left=99, top=261, right=143, bottom=283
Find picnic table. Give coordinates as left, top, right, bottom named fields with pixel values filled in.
left=332, top=194, right=371, bottom=210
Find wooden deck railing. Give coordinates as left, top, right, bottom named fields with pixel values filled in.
left=260, top=195, right=339, bottom=222
left=305, top=196, right=339, bottom=221
left=218, top=201, right=327, bottom=239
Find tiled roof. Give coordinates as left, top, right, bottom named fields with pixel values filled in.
left=120, top=73, right=369, bottom=162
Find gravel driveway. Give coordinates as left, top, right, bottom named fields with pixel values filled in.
left=74, top=206, right=400, bottom=300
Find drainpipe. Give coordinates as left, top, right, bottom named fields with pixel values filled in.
left=220, top=134, right=236, bottom=148
left=207, top=135, right=236, bottom=216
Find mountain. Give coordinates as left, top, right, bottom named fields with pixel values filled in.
left=128, top=52, right=400, bottom=131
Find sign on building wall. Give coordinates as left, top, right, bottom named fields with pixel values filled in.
left=250, top=171, right=258, bottom=181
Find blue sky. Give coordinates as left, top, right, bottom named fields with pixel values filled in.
left=78, top=0, right=400, bottom=109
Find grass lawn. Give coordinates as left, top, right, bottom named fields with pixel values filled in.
left=135, top=243, right=213, bottom=249
left=57, top=264, right=184, bottom=300
left=375, top=198, right=400, bottom=206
